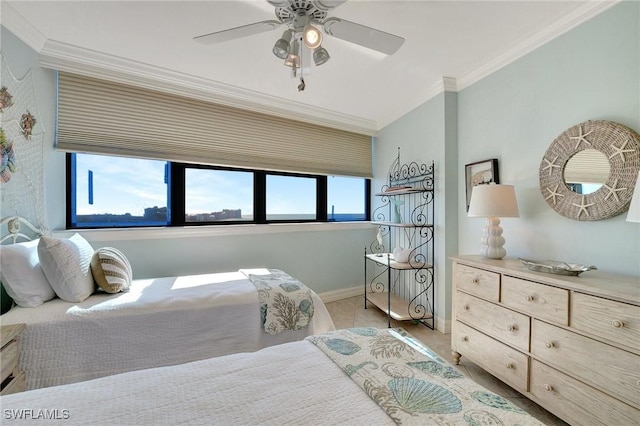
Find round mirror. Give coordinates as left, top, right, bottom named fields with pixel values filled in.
left=539, top=120, right=640, bottom=221
left=563, top=149, right=610, bottom=194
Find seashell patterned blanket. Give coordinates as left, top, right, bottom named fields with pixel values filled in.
left=307, top=327, right=544, bottom=425
left=242, top=268, right=314, bottom=335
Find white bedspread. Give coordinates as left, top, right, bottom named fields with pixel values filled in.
left=0, top=329, right=546, bottom=426
left=0, top=270, right=334, bottom=390
left=0, top=340, right=391, bottom=426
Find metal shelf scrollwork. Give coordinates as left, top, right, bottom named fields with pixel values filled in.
left=364, top=148, right=435, bottom=329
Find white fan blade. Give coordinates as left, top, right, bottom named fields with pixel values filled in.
left=266, top=0, right=290, bottom=7
left=323, top=17, right=404, bottom=55
left=194, top=20, right=282, bottom=45
left=312, top=0, right=347, bottom=12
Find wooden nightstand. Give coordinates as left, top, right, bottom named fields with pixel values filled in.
left=1, top=324, right=26, bottom=395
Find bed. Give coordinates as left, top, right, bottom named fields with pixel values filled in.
left=0, top=327, right=544, bottom=425
left=0, top=216, right=335, bottom=390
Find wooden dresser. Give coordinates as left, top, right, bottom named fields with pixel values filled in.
left=451, top=256, right=640, bottom=426
left=1, top=323, right=26, bottom=395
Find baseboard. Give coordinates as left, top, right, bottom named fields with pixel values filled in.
left=436, top=317, right=451, bottom=334
left=319, top=286, right=451, bottom=334
left=318, top=286, right=363, bottom=304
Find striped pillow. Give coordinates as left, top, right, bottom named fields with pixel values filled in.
left=90, top=247, right=132, bottom=293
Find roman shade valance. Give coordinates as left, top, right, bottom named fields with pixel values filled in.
left=56, top=72, right=372, bottom=177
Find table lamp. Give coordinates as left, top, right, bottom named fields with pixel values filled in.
left=468, top=184, right=520, bottom=259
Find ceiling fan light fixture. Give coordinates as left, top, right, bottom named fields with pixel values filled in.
left=284, top=54, right=300, bottom=68
left=272, top=30, right=292, bottom=59
left=302, top=24, right=323, bottom=49
left=284, top=39, right=301, bottom=68
left=313, top=47, right=330, bottom=66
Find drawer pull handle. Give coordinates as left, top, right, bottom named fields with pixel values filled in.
left=463, top=305, right=470, bottom=311
left=461, top=336, right=468, bottom=342
left=545, top=341, right=555, bottom=349
left=507, top=325, right=517, bottom=332
left=471, top=278, right=479, bottom=284
left=505, top=363, right=513, bottom=369
left=612, top=320, right=624, bottom=329
left=526, top=295, right=534, bottom=302
left=544, top=384, right=553, bottom=392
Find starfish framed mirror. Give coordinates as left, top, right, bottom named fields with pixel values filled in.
left=539, top=120, right=640, bottom=221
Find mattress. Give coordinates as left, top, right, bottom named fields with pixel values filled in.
left=0, top=269, right=335, bottom=390
left=0, top=328, right=544, bottom=425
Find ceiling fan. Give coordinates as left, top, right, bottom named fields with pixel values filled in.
left=194, top=0, right=405, bottom=91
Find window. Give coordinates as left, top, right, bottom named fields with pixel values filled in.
left=328, top=176, right=368, bottom=221
left=67, top=153, right=370, bottom=228
left=266, top=174, right=317, bottom=221
left=69, top=153, right=169, bottom=228
left=185, top=168, right=253, bottom=222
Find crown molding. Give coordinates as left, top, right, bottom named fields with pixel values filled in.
left=374, top=1, right=615, bottom=129
left=1, top=2, right=47, bottom=52
left=456, top=0, right=619, bottom=90
left=378, top=76, right=458, bottom=129
left=38, top=40, right=379, bottom=137
left=436, top=76, right=458, bottom=93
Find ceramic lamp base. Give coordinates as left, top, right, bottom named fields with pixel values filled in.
left=480, top=217, right=507, bottom=259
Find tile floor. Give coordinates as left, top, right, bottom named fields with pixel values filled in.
left=324, top=296, right=569, bottom=426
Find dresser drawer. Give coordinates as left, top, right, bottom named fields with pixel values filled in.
left=454, top=263, right=500, bottom=302
left=453, top=321, right=528, bottom=392
left=0, top=340, right=19, bottom=384
left=501, top=276, right=568, bottom=325
left=455, top=291, right=530, bottom=352
left=531, top=359, right=640, bottom=426
left=531, top=319, right=640, bottom=408
left=571, top=292, right=640, bottom=352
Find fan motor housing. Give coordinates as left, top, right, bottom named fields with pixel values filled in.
left=275, top=0, right=327, bottom=25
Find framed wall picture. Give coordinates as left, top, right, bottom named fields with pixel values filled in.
left=465, top=159, right=499, bottom=211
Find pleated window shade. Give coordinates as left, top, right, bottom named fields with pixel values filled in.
left=56, top=72, right=372, bottom=177
left=563, top=149, right=610, bottom=184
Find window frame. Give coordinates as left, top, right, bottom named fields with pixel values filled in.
left=66, top=154, right=370, bottom=229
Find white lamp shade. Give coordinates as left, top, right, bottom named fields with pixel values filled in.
left=468, top=184, right=519, bottom=259
left=626, top=173, right=640, bottom=223
left=468, top=184, right=520, bottom=218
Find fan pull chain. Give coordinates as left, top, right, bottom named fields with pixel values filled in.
left=297, top=35, right=306, bottom=91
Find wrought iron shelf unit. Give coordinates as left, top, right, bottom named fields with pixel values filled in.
left=364, top=150, right=435, bottom=329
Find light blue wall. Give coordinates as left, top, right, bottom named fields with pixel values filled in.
left=0, top=27, right=61, bottom=223
left=0, top=26, right=375, bottom=295
left=458, top=1, right=639, bottom=277
left=375, top=89, right=459, bottom=331
left=377, top=1, right=640, bottom=330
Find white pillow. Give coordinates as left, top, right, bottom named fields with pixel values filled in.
left=38, top=233, right=95, bottom=302
left=0, top=239, right=56, bottom=307
left=91, top=247, right=133, bottom=293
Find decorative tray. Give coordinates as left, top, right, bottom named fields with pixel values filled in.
left=518, top=258, right=597, bottom=276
